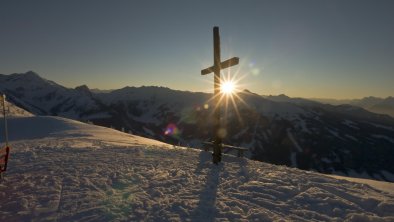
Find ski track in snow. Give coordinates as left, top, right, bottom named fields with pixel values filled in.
left=0, top=117, right=394, bottom=221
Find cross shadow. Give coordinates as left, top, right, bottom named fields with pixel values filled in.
left=191, top=151, right=223, bottom=222
left=194, top=150, right=211, bottom=174
left=238, top=157, right=249, bottom=183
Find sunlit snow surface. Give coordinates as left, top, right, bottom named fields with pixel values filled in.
left=0, top=116, right=394, bottom=221
left=2, top=100, right=34, bottom=118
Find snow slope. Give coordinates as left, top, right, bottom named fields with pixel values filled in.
left=0, top=116, right=393, bottom=221
left=1, top=99, right=33, bottom=118
left=328, top=175, right=394, bottom=196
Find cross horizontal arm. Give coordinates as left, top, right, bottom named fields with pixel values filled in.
left=201, top=57, right=240, bottom=75
left=201, top=67, right=214, bottom=75
left=220, top=57, right=239, bottom=70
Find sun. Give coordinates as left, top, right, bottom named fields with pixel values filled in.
left=221, top=80, right=236, bottom=94
left=201, top=66, right=249, bottom=125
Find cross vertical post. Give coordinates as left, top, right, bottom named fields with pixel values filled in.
left=201, top=27, right=239, bottom=164
left=213, top=27, right=222, bottom=164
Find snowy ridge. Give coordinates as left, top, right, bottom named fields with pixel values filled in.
left=1, top=99, right=33, bottom=117
left=0, top=116, right=393, bottom=221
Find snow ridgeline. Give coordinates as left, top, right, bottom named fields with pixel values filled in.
left=1, top=99, right=34, bottom=118
left=0, top=116, right=393, bottom=221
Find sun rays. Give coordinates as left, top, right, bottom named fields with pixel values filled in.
left=202, top=66, right=250, bottom=125
left=221, top=80, right=235, bottom=94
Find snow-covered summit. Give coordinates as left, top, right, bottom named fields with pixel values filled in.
left=0, top=71, right=61, bottom=88
left=0, top=116, right=393, bottom=221
left=0, top=71, right=100, bottom=118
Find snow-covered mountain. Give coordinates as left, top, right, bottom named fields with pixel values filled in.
left=1, top=71, right=394, bottom=182
left=0, top=71, right=103, bottom=119
left=0, top=115, right=393, bottom=221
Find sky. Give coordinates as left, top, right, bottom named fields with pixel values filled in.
left=0, top=0, right=393, bottom=99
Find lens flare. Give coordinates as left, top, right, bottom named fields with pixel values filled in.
left=164, top=123, right=180, bottom=137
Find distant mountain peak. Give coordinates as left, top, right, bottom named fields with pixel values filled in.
left=266, top=94, right=291, bottom=101
left=13, top=71, right=43, bottom=81
left=25, top=70, right=39, bottom=76
left=277, top=94, right=290, bottom=98
left=75, top=84, right=90, bottom=91
left=8, top=71, right=64, bottom=89
left=242, top=89, right=260, bottom=97
left=75, top=85, right=92, bottom=96
left=11, top=70, right=41, bottom=80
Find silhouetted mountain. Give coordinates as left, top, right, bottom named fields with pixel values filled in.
left=90, top=88, right=113, bottom=94
left=368, top=97, right=394, bottom=117
left=351, top=96, right=382, bottom=108
left=1, top=71, right=394, bottom=181
left=75, top=84, right=92, bottom=96
left=312, top=96, right=394, bottom=117
left=265, top=94, right=319, bottom=106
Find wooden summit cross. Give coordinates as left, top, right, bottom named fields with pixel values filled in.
left=201, top=26, right=239, bottom=164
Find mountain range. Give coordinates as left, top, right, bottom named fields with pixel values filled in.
left=1, top=71, right=394, bottom=181
left=311, top=97, right=394, bottom=117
